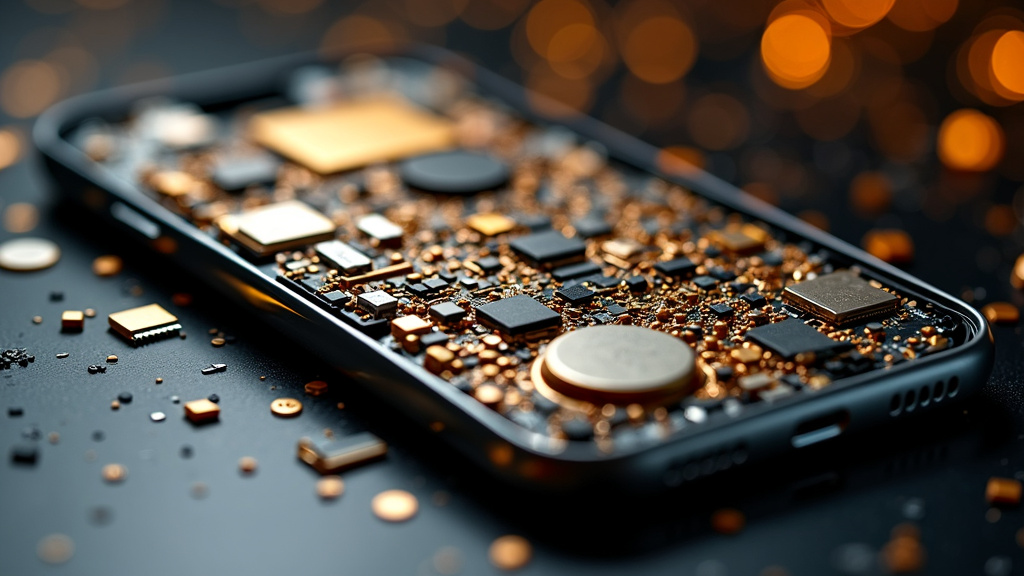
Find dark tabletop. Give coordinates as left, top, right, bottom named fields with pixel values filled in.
left=2, top=1, right=1023, bottom=574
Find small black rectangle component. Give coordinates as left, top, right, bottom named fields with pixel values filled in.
left=510, top=230, right=586, bottom=267
left=429, top=301, right=467, bottom=323
left=556, top=284, right=596, bottom=305
left=552, top=262, right=601, bottom=281
left=654, top=257, right=696, bottom=278
left=475, top=295, right=561, bottom=336
left=745, top=319, right=851, bottom=358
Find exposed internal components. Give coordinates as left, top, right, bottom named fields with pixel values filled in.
left=78, top=57, right=963, bottom=452
left=107, top=303, right=181, bottom=345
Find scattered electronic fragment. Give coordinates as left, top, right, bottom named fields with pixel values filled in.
left=297, top=431, right=388, bottom=474
left=209, top=151, right=280, bottom=191
left=1, top=348, right=34, bottom=369
left=150, top=411, right=166, bottom=422
left=271, top=398, right=303, bottom=417
left=220, top=200, right=336, bottom=257
left=106, top=355, right=118, bottom=363
left=101, top=463, right=127, bottom=483
left=745, top=320, right=851, bottom=359
left=10, top=444, right=38, bottom=465
left=108, top=303, right=181, bottom=345
left=201, top=363, right=227, bottom=375
left=371, top=489, right=419, bottom=522
left=315, top=240, right=372, bottom=275
left=61, top=310, right=84, bottom=332
left=510, top=230, right=586, bottom=268
left=87, top=364, right=106, bottom=374
left=184, top=399, right=221, bottom=424
left=476, top=295, right=561, bottom=339
left=304, top=380, right=329, bottom=396
left=36, top=534, right=74, bottom=565
left=783, top=271, right=900, bottom=326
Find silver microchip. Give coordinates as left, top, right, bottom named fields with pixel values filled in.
left=315, top=240, right=372, bottom=274
left=783, top=271, right=899, bottom=326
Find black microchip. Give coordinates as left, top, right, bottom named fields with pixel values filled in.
left=518, top=214, right=551, bottom=231
left=573, top=216, right=612, bottom=238
left=693, top=276, right=718, bottom=290
left=552, top=261, right=601, bottom=281
left=625, top=276, right=649, bottom=292
left=321, top=290, right=350, bottom=305
left=606, top=303, right=628, bottom=316
left=654, top=257, right=696, bottom=278
left=420, top=331, right=451, bottom=347
left=473, top=256, right=501, bottom=273
left=745, top=319, right=851, bottom=358
left=422, top=277, right=448, bottom=292
left=407, top=283, right=430, bottom=298
left=210, top=152, right=281, bottom=191
left=710, top=303, right=734, bottom=317
left=556, top=284, right=596, bottom=305
left=429, top=301, right=467, bottom=323
left=475, top=295, right=561, bottom=336
left=741, top=292, right=767, bottom=308
left=510, top=230, right=586, bottom=267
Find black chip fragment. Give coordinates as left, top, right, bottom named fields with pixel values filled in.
left=745, top=319, right=851, bottom=358
left=10, top=444, right=38, bottom=465
left=654, top=257, right=697, bottom=278
left=606, top=303, right=627, bottom=316
left=473, top=256, right=502, bottom=273
left=625, top=276, right=649, bottom=292
left=710, top=303, right=734, bottom=318
left=552, top=261, right=601, bottom=281
left=420, top=331, right=451, bottom=347
left=556, top=284, right=596, bottom=305
left=573, top=216, right=612, bottom=238
left=693, top=276, right=718, bottom=290
left=510, top=230, right=586, bottom=268
left=210, top=152, right=281, bottom=191
left=475, top=295, right=561, bottom=336
left=429, top=301, right=467, bottom=323
left=741, top=292, right=767, bottom=308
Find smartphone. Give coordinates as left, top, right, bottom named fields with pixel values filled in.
left=34, top=45, right=993, bottom=492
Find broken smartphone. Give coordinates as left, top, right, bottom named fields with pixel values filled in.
left=35, top=45, right=993, bottom=491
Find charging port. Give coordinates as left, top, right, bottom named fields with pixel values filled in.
left=791, top=410, right=850, bottom=448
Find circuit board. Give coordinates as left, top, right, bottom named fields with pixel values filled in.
left=69, top=56, right=963, bottom=450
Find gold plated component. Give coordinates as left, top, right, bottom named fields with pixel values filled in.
left=425, top=345, right=457, bottom=374
left=184, top=399, right=220, bottom=424
left=92, top=255, right=123, bottom=277
left=108, top=303, right=181, bottom=345
left=271, top=398, right=303, bottom=417
left=391, top=315, right=433, bottom=340
left=3, top=202, right=38, bottom=233
left=61, top=310, right=84, bottom=332
left=371, top=489, right=419, bottom=522
left=316, top=476, right=345, bottom=499
left=296, top=432, right=388, bottom=475
left=334, top=261, right=414, bottom=289
left=101, top=463, right=127, bottom=483
left=783, top=271, right=899, bottom=326
left=211, top=337, right=226, bottom=347
left=981, top=302, right=1019, bottom=325
left=224, top=200, right=336, bottom=257
left=0, top=237, right=61, bottom=271
left=488, top=535, right=533, bottom=571
left=466, top=213, right=515, bottom=236
left=708, top=223, right=767, bottom=254
left=532, top=325, right=699, bottom=405
left=986, top=477, right=1022, bottom=505
left=249, top=98, right=454, bottom=174
left=105, top=355, right=117, bottom=363
left=601, top=238, right=644, bottom=260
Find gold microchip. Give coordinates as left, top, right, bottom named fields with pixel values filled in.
left=466, top=213, right=515, bottom=236
left=249, top=97, right=455, bottom=174
left=221, top=200, right=336, bottom=256
left=108, top=303, right=181, bottom=345
left=708, top=224, right=768, bottom=255
left=391, top=315, right=432, bottom=341
left=184, top=399, right=220, bottom=424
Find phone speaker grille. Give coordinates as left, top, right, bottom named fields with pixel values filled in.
left=889, top=376, right=959, bottom=417
left=663, top=443, right=749, bottom=487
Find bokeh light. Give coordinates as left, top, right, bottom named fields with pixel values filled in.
left=991, top=30, right=1024, bottom=98
left=937, top=109, right=1005, bottom=172
left=886, top=0, right=958, bottom=32
left=621, top=15, right=697, bottom=84
left=0, top=59, right=62, bottom=118
left=761, top=13, right=832, bottom=89
left=822, top=0, right=895, bottom=31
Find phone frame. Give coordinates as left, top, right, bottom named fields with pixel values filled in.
left=34, top=44, right=993, bottom=492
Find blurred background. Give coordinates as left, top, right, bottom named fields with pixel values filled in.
left=0, top=0, right=1022, bottom=301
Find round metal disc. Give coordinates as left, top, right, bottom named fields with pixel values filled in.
left=539, top=325, right=697, bottom=404
left=0, top=237, right=61, bottom=272
left=400, top=150, right=509, bottom=194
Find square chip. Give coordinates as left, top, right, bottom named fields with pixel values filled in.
left=745, top=319, right=850, bottom=358
left=249, top=97, right=454, bottom=174
left=475, top=295, right=561, bottom=337
left=108, top=303, right=181, bottom=345
left=223, top=200, right=336, bottom=257
left=510, top=230, right=586, bottom=268
left=783, top=271, right=899, bottom=326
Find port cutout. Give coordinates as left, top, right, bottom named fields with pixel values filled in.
left=792, top=410, right=850, bottom=448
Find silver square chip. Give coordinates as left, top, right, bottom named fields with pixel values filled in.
left=782, top=271, right=899, bottom=326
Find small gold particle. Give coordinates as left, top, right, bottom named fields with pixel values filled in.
left=211, top=337, right=226, bottom=347
left=106, top=355, right=118, bottom=363
left=32, top=315, right=42, bottom=324
left=184, top=399, right=220, bottom=424
left=111, top=400, right=120, bottom=410
left=371, top=489, right=419, bottom=522
left=260, top=375, right=266, bottom=381
left=981, top=302, right=1020, bottom=325
left=1013, top=254, right=1024, bottom=290
left=488, top=535, right=532, bottom=571
left=238, top=456, right=258, bottom=475
left=37, top=534, right=74, bottom=565
left=102, top=463, right=127, bottom=483
left=317, top=476, right=345, bottom=499
left=270, top=397, right=303, bottom=417
left=84, top=308, right=96, bottom=318
left=304, top=380, right=329, bottom=396
left=155, top=377, right=163, bottom=384
left=61, top=310, right=84, bottom=331
left=92, top=255, right=123, bottom=277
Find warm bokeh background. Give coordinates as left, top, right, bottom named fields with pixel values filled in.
left=1, top=0, right=1022, bottom=302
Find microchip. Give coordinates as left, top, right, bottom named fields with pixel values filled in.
left=654, top=257, right=697, bottom=278
left=209, top=151, right=281, bottom=191
left=707, top=223, right=768, bottom=255
left=249, top=97, right=454, bottom=174
left=693, top=276, right=718, bottom=290
left=314, top=240, right=372, bottom=274
left=108, top=303, right=181, bottom=345
left=357, top=214, right=404, bottom=248
left=357, top=290, right=398, bottom=319
left=710, top=303, right=734, bottom=317
left=222, top=200, right=336, bottom=257
left=572, top=216, right=612, bottom=238
left=429, top=301, right=467, bottom=323
left=475, top=295, right=562, bottom=337
left=555, top=284, right=596, bottom=305
left=552, top=261, right=601, bottom=281
left=297, top=431, right=388, bottom=475
left=745, top=319, right=850, bottom=358
left=510, top=230, right=586, bottom=268
left=741, top=292, right=767, bottom=308
left=783, top=271, right=900, bottom=326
